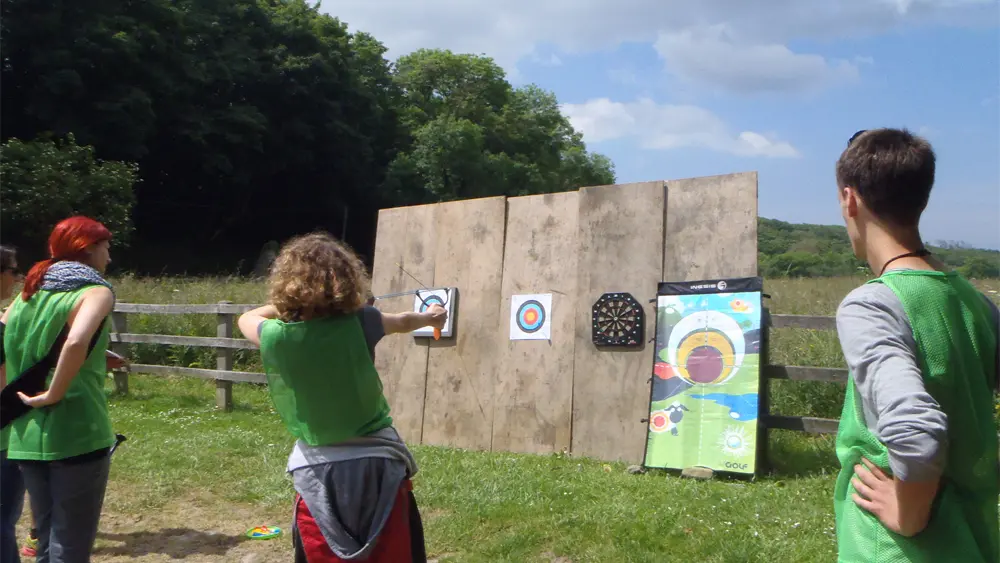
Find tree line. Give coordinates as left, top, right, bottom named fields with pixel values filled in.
left=759, top=219, right=1000, bottom=279
left=3, top=1, right=994, bottom=279
left=0, top=0, right=614, bottom=273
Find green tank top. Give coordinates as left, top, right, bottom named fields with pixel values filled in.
left=3, top=286, right=115, bottom=460
left=259, top=314, right=392, bottom=447
left=834, top=270, right=999, bottom=562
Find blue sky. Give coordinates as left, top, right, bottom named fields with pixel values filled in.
left=323, top=0, right=1000, bottom=250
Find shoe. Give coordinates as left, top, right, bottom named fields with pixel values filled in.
left=20, top=531, right=38, bottom=557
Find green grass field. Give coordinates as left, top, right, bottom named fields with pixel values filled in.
left=8, top=275, right=1000, bottom=562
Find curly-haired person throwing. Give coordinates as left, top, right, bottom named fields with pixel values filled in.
left=238, top=232, right=446, bottom=563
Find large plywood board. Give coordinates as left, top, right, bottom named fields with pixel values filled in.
left=662, top=172, right=758, bottom=281
left=492, top=192, right=579, bottom=455
left=421, top=196, right=507, bottom=451
left=370, top=204, right=437, bottom=445
left=572, top=182, right=666, bottom=462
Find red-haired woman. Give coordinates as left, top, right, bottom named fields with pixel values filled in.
left=1, top=216, right=118, bottom=562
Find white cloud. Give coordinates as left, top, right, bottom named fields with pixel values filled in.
left=527, top=52, right=562, bottom=67
left=653, top=24, right=861, bottom=94
left=319, top=0, right=996, bottom=92
left=560, top=98, right=800, bottom=158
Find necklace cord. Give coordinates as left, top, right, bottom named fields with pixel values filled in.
left=879, top=248, right=931, bottom=276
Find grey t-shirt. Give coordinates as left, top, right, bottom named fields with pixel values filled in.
left=836, top=274, right=999, bottom=481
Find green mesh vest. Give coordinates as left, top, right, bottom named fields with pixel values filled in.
left=834, top=270, right=999, bottom=563
left=259, top=314, right=392, bottom=447
left=3, top=286, right=115, bottom=461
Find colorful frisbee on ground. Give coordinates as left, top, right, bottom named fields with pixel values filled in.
left=245, top=525, right=283, bottom=540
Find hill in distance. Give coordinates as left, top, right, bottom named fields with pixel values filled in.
left=758, top=218, right=999, bottom=278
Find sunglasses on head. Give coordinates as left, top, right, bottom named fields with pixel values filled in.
left=848, top=129, right=867, bottom=146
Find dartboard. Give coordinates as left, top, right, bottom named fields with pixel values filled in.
left=591, top=292, right=644, bottom=347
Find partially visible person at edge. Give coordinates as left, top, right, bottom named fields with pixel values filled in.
left=832, top=128, right=999, bottom=562
left=0, top=244, right=28, bottom=563
left=238, top=232, right=446, bottom=563
left=1, top=216, right=122, bottom=563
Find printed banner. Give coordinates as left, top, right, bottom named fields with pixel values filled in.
left=643, top=277, right=763, bottom=475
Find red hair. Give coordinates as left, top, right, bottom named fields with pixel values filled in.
left=22, top=216, right=112, bottom=301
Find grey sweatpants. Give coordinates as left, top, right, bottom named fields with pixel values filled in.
left=20, top=454, right=110, bottom=563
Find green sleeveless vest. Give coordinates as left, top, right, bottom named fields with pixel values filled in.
left=259, top=314, right=392, bottom=447
left=3, top=286, right=115, bottom=460
left=834, top=270, right=999, bottom=562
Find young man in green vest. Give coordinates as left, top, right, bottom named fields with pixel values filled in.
left=833, top=128, right=999, bottom=562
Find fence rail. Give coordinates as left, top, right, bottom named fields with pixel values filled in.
left=108, top=303, right=845, bottom=450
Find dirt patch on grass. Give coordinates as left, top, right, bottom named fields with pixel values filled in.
left=17, top=486, right=294, bottom=562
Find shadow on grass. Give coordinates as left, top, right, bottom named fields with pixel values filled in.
left=95, top=528, right=248, bottom=558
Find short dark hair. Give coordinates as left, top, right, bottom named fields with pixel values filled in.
left=0, top=245, right=15, bottom=273
left=836, top=128, right=936, bottom=226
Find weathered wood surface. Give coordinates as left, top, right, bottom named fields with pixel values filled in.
left=492, top=192, right=579, bottom=455
left=110, top=308, right=129, bottom=394
left=111, top=333, right=257, bottom=350
left=762, top=365, right=847, bottom=383
left=762, top=415, right=840, bottom=434
left=369, top=203, right=438, bottom=445
left=571, top=181, right=666, bottom=463
left=216, top=301, right=235, bottom=411
left=422, top=196, right=507, bottom=451
left=129, top=363, right=267, bottom=384
left=113, top=303, right=258, bottom=315
left=662, top=172, right=758, bottom=281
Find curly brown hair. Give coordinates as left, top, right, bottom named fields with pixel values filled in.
left=267, top=232, right=370, bottom=322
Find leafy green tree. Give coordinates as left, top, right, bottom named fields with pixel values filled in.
left=0, top=134, right=138, bottom=259
left=386, top=49, right=614, bottom=204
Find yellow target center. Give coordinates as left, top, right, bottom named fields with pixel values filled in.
left=676, top=330, right=734, bottom=384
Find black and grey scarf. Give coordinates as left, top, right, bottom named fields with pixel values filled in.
left=41, top=261, right=115, bottom=303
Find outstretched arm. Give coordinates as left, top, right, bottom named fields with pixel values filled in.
left=381, top=304, right=447, bottom=335
left=237, top=304, right=280, bottom=347
left=19, top=286, right=114, bottom=407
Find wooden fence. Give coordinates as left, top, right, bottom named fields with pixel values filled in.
left=109, top=302, right=845, bottom=458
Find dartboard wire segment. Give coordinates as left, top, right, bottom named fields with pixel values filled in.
left=509, top=293, right=553, bottom=340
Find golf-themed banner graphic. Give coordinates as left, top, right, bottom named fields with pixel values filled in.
left=643, top=277, right=764, bottom=475
left=509, top=293, right=552, bottom=341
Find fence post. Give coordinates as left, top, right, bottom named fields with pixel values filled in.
left=758, top=306, right=772, bottom=475
left=110, top=306, right=129, bottom=395
left=216, top=301, right=234, bottom=412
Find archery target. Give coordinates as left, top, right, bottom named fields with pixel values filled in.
left=516, top=300, right=546, bottom=333
left=418, top=294, right=445, bottom=313
left=665, top=311, right=745, bottom=385
left=509, top=293, right=552, bottom=340
left=412, top=287, right=457, bottom=338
